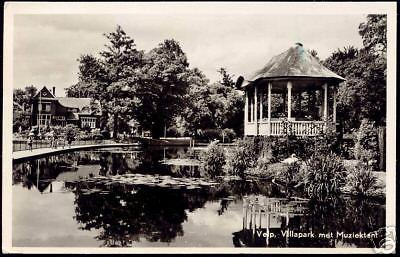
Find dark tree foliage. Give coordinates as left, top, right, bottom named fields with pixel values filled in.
left=65, top=25, right=144, bottom=138
left=133, top=39, right=190, bottom=138
left=359, top=14, right=387, bottom=55
left=324, top=15, right=386, bottom=132
left=13, top=85, right=37, bottom=109
left=65, top=54, right=107, bottom=98
left=173, top=68, right=244, bottom=137
left=180, top=68, right=214, bottom=133
left=217, top=67, right=236, bottom=88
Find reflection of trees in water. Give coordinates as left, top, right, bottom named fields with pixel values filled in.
left=70, top=182, right=211, bottom=247
left=13, top=161, right=35, bottom=189
left=78, top=152, right=100, bottom=165
left=306, top=197, right=385, bottom=247
left=232, top=196, right=385, bottom=248
left=211, top=179, right=283, bottom=199
left=98, top=152, right=135, bottom=176
left=13, top=147, right=201, bottom=193
left=13, top=153, right=79, bottom=192
left=69, top=177, right=281, bottom=246
left=13, top=148, right=385, bottom=248
left=210, top=179, right=285, bottom=215
left=97, top=147, right=199, bottom=177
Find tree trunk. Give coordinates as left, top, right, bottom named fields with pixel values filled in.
left=151, top=120, right=164, bottom=139
left=100, top=110, right=108, bottom=130
left=113, top=113, right=118, bottom=139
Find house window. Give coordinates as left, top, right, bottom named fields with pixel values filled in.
left=40, top=103, right=51, bottom=112
left=37, top=114, right=52, bottom=126
left=81, top=117, right=96, bottom=129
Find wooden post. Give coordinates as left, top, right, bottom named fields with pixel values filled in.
left=36, top=159, right=40, bottom=189
left=254, top=85, right=258, bottom=121
left=323, top=83, right=328, bottom=120
left=333, top=86, right=337, bottom=129
left=259, top=88, right=263, bottom=121
left=250, top=92, right=254, bottom=123
left=243, top=201, right=247, bottom=229
left=268, top=83, right=272, bottom=136
left=287, top=81, right=292, bottom=119
left=244, top=90, right=248, bottom=131
left=254, top=85, right=258, bottom=135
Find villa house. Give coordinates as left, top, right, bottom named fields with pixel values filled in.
left=237, top=43, right=345, bottom=136
left=31, top=86, right=100, bottom=130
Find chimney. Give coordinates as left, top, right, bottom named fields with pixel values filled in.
left=52, top=86, right=56, bottom=96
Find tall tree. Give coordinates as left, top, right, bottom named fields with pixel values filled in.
left=359, top=14, right=387, bottom=55
left=13, top=88, right=25, bottom=105
left=324, top=15, right=386, bottom=132
left=217, top=67, right=235, bottom=89
left=66, top=25, right=144, bottom=138
left=13, top=85, right=37, bottom=110
left=180, top=68, right=214, bottom=134
left=133, top=39, right=190, bottom=138
left=65, top=55, right=106, bottom=98
left=100, top=25, right=144, bottom=138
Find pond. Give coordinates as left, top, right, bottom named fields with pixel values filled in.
left=12, top=146, right=385, bottom=248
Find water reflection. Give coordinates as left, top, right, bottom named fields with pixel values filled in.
left=13, top=153, right=79, bottom=192
left=233, top=196, right=385, bottom=248
left=69, top=183, right=209, bottom=246
left=12, top=147, right=385, bottom=248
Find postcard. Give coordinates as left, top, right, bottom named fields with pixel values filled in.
left=3, top=1, right=396, bottom=254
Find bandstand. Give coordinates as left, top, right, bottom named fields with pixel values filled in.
left=237, top=43, right=345, bottom=136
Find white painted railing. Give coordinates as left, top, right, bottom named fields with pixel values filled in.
left=270, top=121, right=283, bottom=136
left=290, top=121, right=325, bottom=136
left=245, top=120, right=328, bottom=136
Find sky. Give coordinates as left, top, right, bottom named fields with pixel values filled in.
left=13, top=4, right=366, bottom=97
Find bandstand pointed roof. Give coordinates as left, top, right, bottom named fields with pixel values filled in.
left=241, top=43, right=345, bottom=88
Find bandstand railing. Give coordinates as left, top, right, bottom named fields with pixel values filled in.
left=246, top=120, right=330, bottom=136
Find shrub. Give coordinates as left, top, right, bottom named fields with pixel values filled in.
left=197, top=128, right=237, bottom=143
left=201, top=141, right=226, bottom=178
left=255, top=148, right=274, bottom=173
left=65, top=124, right=79, bottom=140
left=345, top=163, right=379, bottom=196
left=167, top=126, right=181, bottom=137
left=267, top=135, right=338, bottom=162
left=274, top=162, right=302, bottom=195
left=303, top=152, right=347, bottom=200
left=226, top=143, right=251, bottom=178
left=101, top=129, right=111, bottom=139
left=221, top=128, right=236, bottom=143
left=198, top=129, right=221, bottom=142
left=353, top=119, right=380, bottom=169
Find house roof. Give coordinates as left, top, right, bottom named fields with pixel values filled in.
left=66, top=112, right=79, bottom=120
left=34, top=86, right=55, bottom=98
left=56, top=97, right=91, bottom=110
left=241, top=43, right=345, bottom=87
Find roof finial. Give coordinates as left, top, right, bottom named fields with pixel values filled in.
left=295, top=42, right=303, bottom=47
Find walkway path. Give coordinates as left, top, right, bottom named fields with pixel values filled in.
left=13, top=143, right=140, bottom=162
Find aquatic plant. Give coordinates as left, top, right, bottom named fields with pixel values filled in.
left=345, top=163, right=379, bottom=196
left=201, top=141, right=226, bottom=178
left=226, top=137, right=267, bottom=177
left=254, top=148, right=274, bottom=177
left=303, top=152, right=347, bottom=200
left=226, top=145, right=249, bottom=178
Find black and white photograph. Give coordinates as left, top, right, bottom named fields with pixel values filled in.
left=2, top=1, right=396, bottom=254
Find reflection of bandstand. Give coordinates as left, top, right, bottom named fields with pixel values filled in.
left=236, top=196, right=308, bottom=247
